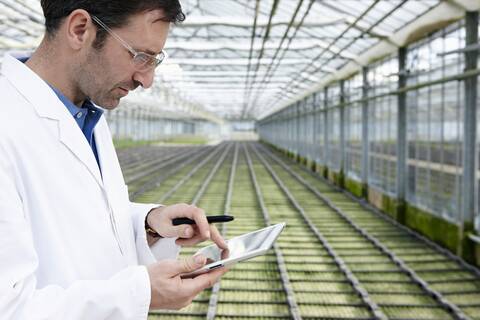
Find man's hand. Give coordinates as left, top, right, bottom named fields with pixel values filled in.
left=148, top=254, right=227, bottom=310
left=147, top=203, right=228, bottom=249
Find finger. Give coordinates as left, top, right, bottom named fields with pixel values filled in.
left=164, top=205, right=209, bottom=239
left=176, top=225, right=195, bottom=238
left=158, top=224, right=194, bottom=238
left=209, top=225, right=228, bottom=249
left=175, top=234, right=204, bottom=246
left=173, top=255, right=206, bottom=275
left=190, top=208, right=210, bottom=239
left=220, top=248, right=230, bottom=260
left=181, top=265, right=227, bottom=293
left=212, top=264, right=229, bottom=277
left=151, top=259, right=184, bottom=278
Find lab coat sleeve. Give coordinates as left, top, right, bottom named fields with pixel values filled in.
left=0, top=150, right=151, bottom=320
left=129, top=202, right=181, bottom=265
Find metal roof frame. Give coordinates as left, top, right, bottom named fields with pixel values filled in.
left=1, top=0, right=476, bottom=120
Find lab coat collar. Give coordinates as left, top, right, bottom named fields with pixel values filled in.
left=1, top=52, right=104, bottom=188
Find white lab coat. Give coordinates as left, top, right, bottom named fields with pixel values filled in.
left=0, top=53, right=180, bottom=320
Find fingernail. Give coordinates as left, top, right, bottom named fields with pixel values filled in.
left=184, top=228, right=192, bottom=237
left=206, top=231, right=211, bottom=238
left=194, top=255, right=205, bottom=265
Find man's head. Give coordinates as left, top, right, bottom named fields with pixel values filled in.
left=38, top=0, right=185, bottom=109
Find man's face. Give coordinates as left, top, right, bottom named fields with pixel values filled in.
left=76, top=10, right=170, bottom=109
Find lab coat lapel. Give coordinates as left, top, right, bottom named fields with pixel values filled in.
left=1, top=53, right=104, bottom=188
left=57, top=118, right=104, bottom=188
left=94, top=116, right=126, bottom=194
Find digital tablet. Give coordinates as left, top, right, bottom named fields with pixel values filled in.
left=180, top=222, right=286, bottom=278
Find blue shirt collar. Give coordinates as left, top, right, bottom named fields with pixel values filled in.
left=49, top=85, right=103, bottom=118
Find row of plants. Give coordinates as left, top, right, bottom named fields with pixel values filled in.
left=268, top=146, right=480, bottom=319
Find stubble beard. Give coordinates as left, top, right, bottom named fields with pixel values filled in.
left=77, top=47, right=121, bottom=110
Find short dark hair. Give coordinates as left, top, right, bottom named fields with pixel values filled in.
left=41, top=0, right=185, bottom=48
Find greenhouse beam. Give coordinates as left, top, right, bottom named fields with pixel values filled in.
left=460, top=10, right=479, bottom=255
left=396, top=47, right=408, bottom=220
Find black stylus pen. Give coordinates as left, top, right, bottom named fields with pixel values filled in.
left=172, top=215, right=234, bottom=226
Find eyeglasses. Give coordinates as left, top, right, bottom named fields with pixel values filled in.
left=91, top=14, right=166, bottom=72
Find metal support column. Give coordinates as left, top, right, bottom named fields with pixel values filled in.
left=396, top=47, right=407, bottom=223
left=312, top=93, right=318, bottom=169
left=461, top=11, right=479, bottom=256
left=296, top=101, right=301, bottom=159
left=125, top=110, right=129, bottom=139
left=300, top=101, right=305, bottom=159
left=289, top=107, right=292, bottom=154
left=115, top=110, right=120, bottom=139
left=323, top=86, right=329, bottom=177
left=361, top=67, right=369, bottom=198
left=339, top=80, right=346, bottom=187
left=306, top=98, right=310, bottom=160
left=142, top=110, right=147, bottom=140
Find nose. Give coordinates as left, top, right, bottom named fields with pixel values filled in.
left=132, top=68, right=155, bottom=89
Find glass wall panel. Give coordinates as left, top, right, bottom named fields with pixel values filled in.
left=327, top=83, right=342, bottom=171
left=303, top=96, right=314, bottom=162
left=367, top=55, right=398, bottom=195
left=406, top=22, right=465, bottom=222
left=345, top=73, right=364, bottom=181
left=314, top=92, right=326, bottom=165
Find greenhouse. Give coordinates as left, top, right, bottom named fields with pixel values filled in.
left=0, top=0, right=480, bottom=319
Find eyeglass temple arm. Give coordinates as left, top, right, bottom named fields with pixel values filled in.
left=91, top=15, right=137, bottom=56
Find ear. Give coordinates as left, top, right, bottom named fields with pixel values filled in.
left=64, top=9, right=95, bottom=50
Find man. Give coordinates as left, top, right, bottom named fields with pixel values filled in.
left=0, top=1, right=228, bottom=319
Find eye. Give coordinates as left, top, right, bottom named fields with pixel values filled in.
left=135, top=54, right=150, bottom=64
left=132, top=52, right=161, bottom=70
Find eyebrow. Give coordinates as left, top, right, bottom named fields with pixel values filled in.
left=152, top=17, right=170, bottom=24
left=135, top=48, right=160, bottom=56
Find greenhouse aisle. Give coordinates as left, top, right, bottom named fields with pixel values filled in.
left=119, top=141, right=480, bottom=320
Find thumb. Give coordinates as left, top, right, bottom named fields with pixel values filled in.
left=177, top=255, right=206, bottom=274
